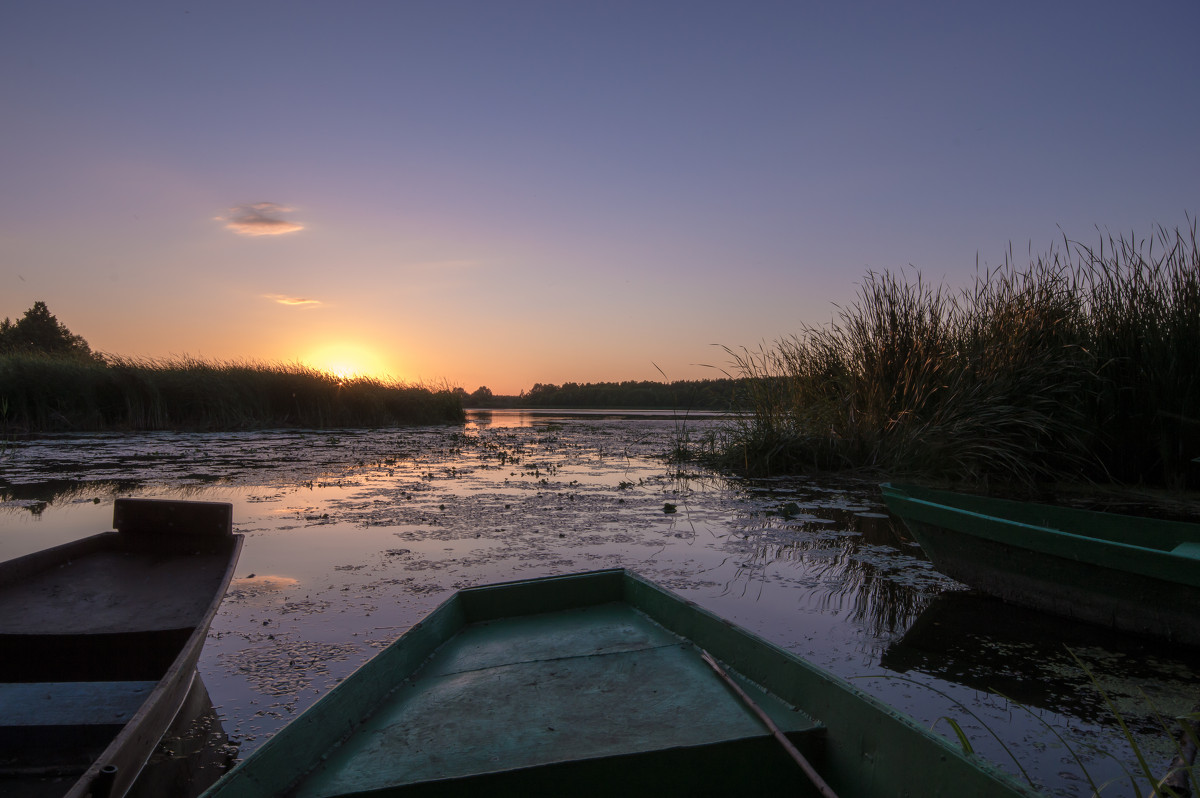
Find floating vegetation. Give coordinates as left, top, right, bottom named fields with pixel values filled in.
left=7, top=411, right=1196, bottom=792
left=220, top=639, right=362, bottom=698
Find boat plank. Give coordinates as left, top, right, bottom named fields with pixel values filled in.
left=425, top=601, right=683, bottom=674
left=1172, top=541, right=1200, bottom=559
left=297, top=604, right=818, bottom=798
left=0, top=681, right=157, bottom=728
left=0, top=551, right=233, bottom=636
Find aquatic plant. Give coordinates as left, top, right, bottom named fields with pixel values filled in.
left=1068, top=652, right=1199, bottom=798
left=859, top=669, right=1200, bottom=797
left=0, top=354, right=464, bottom=432
left=715, top=218, right=1200, bottom=488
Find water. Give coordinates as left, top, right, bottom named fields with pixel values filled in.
left=2, top=410, right=1197, bottom=796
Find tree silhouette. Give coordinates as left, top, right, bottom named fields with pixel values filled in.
left=468, top=386, right=494, bottom=406
left=0, top=301, right=96, bottom=359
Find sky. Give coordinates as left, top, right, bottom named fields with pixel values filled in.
left=2, top=1, right=1197, bottom=395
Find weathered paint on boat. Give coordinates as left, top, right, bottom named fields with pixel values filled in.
left=203, top=568, right=1037, bottom=798
left=0, top=498, right=243, bottom=798
left=881, top=482, right=1200, bottom=645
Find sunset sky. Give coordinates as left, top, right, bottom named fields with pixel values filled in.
left=2, top=1, right=1197, bottom=395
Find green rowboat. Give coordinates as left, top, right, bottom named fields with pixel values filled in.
left=203, top=568, right=1035, bottom=798
left=881, top=483, right=1200, bottom=646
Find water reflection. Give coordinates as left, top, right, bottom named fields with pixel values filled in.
left=1, top=478, right=144, bottom=514
left=127, top=675, right=235, bottom=798
left=882, top=590, right=1200, bottom=732
left=715, top=479, right=949, bottom=641
left=1, top=412, right=1194, bottom=795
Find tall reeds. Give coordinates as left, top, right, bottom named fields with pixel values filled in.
left=0, top=356, right=464, bottom=432
left=719, top=219, right=1200, bottom=488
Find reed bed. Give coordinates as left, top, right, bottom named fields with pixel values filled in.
left=0, top=356, right=464, bottom=432
left=717, top=220, right=1200, bottom=488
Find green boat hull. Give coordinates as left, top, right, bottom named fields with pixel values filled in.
left=882, top=483, right=1200, bottom=646
left=204, top=569, right=1034, bottom=798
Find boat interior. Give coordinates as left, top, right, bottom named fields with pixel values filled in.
left=292, top=602, right=826, bottom=797
left=0, top=530, right=236, bottom=798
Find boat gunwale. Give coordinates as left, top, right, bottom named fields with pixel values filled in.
left=62, top=531, right=244, bottom=798
left=881, top=483, right=1200, bottom=589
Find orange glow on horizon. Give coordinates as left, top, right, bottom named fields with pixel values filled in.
left=303, top=343, right=402, bottom=383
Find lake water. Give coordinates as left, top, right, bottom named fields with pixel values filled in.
left=2, top=409, right=1197, bottom=796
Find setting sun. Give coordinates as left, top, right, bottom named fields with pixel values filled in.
left=304, top=343, right=399, bottom=382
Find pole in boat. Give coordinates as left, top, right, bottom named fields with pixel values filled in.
left=699, top=649, right=841, bottom=798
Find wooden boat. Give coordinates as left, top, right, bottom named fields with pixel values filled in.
left=0, top=498, right=242, bottom=798
left=202, top=568, right=1036, bottom=798
left=881, top=482, right=1200, bottom=646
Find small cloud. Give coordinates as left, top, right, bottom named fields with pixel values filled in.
left=220, top=202, right=304, bottom=236
left=265, top=294, right=322, bottom=307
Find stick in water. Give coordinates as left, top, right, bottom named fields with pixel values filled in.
left=699, top=649, right=840, bottom=798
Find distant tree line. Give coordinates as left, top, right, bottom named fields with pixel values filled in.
left=0, top=302, right=464, bottom=432
left=0, top=301, right=98, bottom=360
left=1, top=301, right=748, bottom=419
left=460, top=379, right=749, bottom=410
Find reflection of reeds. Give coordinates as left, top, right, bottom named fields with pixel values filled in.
left=0, top=478, right=225, bottom=515
left=724, top=494, right=938, bottom=639
left=0, top=356, right=464, bottom=432
left=717, top=220, right=1200, bottom=488
left=0, top=479, right=134, bottom=514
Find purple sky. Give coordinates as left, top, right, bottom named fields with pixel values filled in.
left=3, top=1, right=1197, bottom=393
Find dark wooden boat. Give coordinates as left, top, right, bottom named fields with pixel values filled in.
left=881, top=482, right=1200, bottom=645
left=0, top=498, right=242, bottom=798
left=202, top=569, right=1035, bottom=798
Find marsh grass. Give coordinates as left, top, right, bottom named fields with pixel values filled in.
left=0, top=355, right=464, bottom=432
left=1065, top=651, right=1199, bottom=798
left=861, top=670, right=1199, bottom=797
left=717, top=220, right=1200, bottom=487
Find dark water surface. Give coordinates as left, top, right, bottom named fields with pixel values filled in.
left=2, top=410, right=1197, bottom=796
